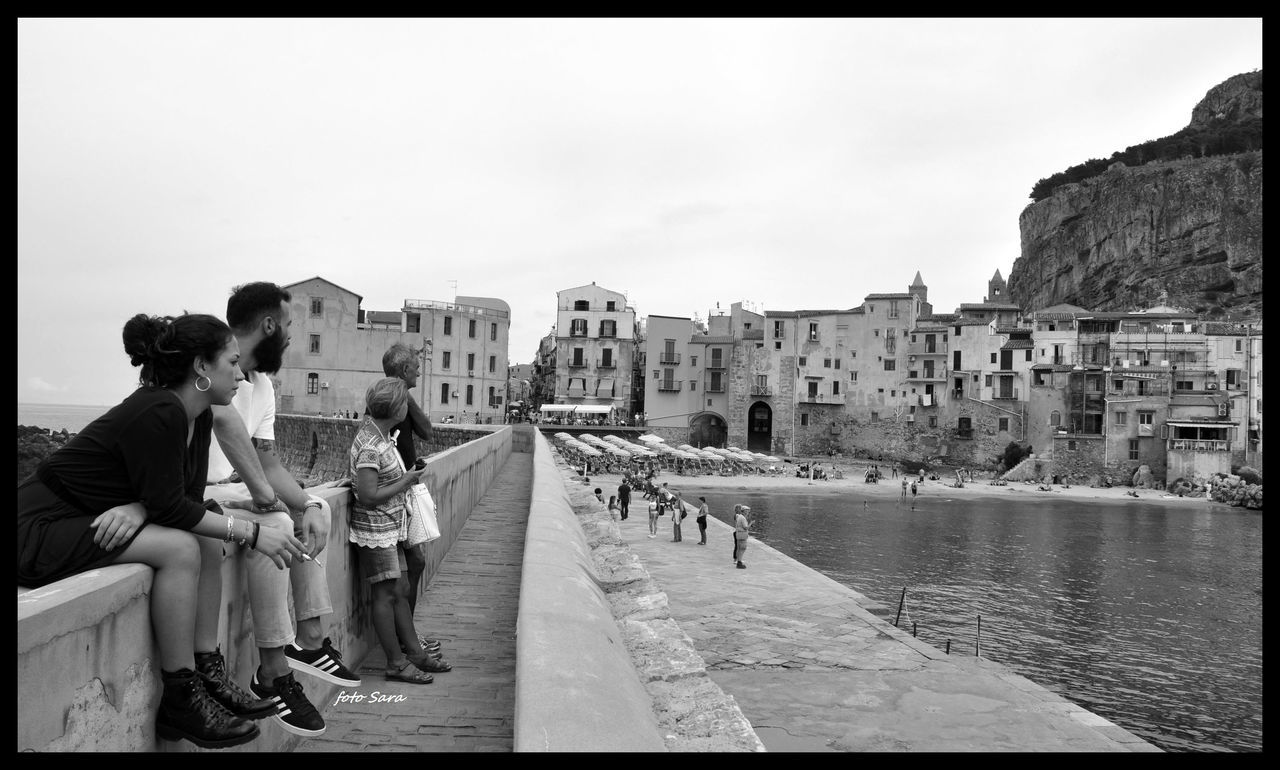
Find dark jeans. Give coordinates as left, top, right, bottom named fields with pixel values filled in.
left=619, top=498, right=629, bottom=519
left=697, top=516, right=707, bottom=543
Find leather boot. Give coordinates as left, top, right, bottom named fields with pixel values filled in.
left=195, top=647, right=275, bottom=720
left=156, top=668, right=260, bottom=749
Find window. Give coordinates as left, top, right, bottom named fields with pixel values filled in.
left=1068, top=440, right=1078, bottom=451
left=1226, top=369, right=1242, bottom=389
left=465, top=384, right=474, bottom=405
left=1129, top=439, right=1140, bottom=460
left=928, top=416, right=937, bottom=427
left=574, top=300, right=589, bottom=311
left=799, top=356, right=808, bottom=366
left=406, top=313, right=420, bottom=333
left=690, top=356, right=697, bottom=366
left=307, top=373, right=319, bottom=394
left=710, top=348, right=723, bottom=367
left=600, top=319, right=617, bottom=338
left=571, top=348, right=584, bottom=367
left=468, top=319, right=477, bottom=338
left=489, top=355, right=496, bottom=373
left=606, top=301, right=616, bottom=311
left=744, top=322, right=751, bottom=330
left=1114, top=411, right=1127, bottom=426
left=489, top=386, right=496, bottom=405
left=999, top=417, right=1009, bottom=432
left=689, top=380, right=697, bottom=391
left=310, top=297, right=323, bottom=317
left=571, top=318, right=587, bottom=337
left=834, top=359, right=841, bottom=369
left=1050, top=410, right=1060, bottom=427
left=808, top=381, right=819, bottom=398
left=809, top=322, right=819, bottom=341
left=984, top=374, right=992, bottom=387
left=991, top=353, right=998, bottom=364
left=832, top=381, right=840, bottom=395
left=601, top=349, right=613, bottom=367
left=773, top=320, right=785, bottom=339
left=850, top=350, right=856, bottom=358
left=884, top=360, right=896, bottom=371
left=440, top=383, right=450, bottom=404
left=823, top=358, right=831, bottom=368
left=442, top=351, right=451, bottom=369
left=800, top=413, right=809, bottom=426
left=710, top=371, right=723, bottom=392
left=467, top=353, right=476, bottom=371
left=1025, top=350, right=1033, bottom=361
left=874, top=329, right=880, bottom=337
left=890, top=390, right=896, bottom=397
left=444, top=316, right=452, bottom=335
left=1138, top=412, right=1153, bottom=425
left=871, top=411, right=879, bottom=422
left=308, top=334, right=321, bottom=354
left=1176, top=381, right=1193, bottom=391
left=888, top=301, right=899, bottom=319
left=850, top=371, right=857, bottom=382
left=653, top=370, right=659, bottom=379
left=490, top=323, right=497, bottom=341
left=1235, top=338, right=1243, bottom=352
left=775, top=341, right=782, bottom=350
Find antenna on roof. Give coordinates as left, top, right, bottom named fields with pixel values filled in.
left=448, top=280, right=458, bottom=301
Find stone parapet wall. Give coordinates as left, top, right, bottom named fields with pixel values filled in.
left=514, top=429, right=670, bottom=752
left=17, top=427, right=512, bottom=752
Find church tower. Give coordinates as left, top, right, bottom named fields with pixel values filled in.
left=986, top=269, right=1006, bottom=303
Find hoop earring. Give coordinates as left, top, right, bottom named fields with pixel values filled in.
left=195, top=375, right=212, bottom=392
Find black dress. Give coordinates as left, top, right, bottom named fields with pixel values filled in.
left=17, top=387, right=214, bottom=588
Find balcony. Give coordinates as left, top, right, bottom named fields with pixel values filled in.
left=799, top=393, right=844, bottom=405
left=750, top=385, right=773, bottom=396
left=1169, top=439, right=1231, bottom=452
left=566, top=360, right=588, bottom=369
left=917, top=394, right=939, bottom=407
left=991, top=389, right=1021, bottom=401
left=657, top=380, right=682, bottom=392
left=595, top=359, right=616, bottom=370
left=705, top=384, right=726, bottom=393
left=905, top=368, right=947, bottom=381
left=954, top=428, right=974, bottom=440
left=706, top=359, right=727, bottom=370
left=907, top=341, right=948, bottom=357
left=658, top=352, right=681, bottom=365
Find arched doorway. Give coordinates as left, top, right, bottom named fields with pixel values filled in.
left=747, top=401, right=773, bottom=452
left=689, top=412, right=727, bottom=448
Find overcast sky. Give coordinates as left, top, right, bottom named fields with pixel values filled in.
left=18, top=17, right=1262, bottom=407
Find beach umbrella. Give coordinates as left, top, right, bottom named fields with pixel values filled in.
left=638, top=434, right=665, bottom=444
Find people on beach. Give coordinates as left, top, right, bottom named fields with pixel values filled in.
left=205, top=282, right=358, bottom=738
left=733, top=504, right=752, bottom=569
left=696, top=496, right=709, bottom=545
left=18, top=311, right=309, bottom=749
left=348, top=378, right=450, bottom=686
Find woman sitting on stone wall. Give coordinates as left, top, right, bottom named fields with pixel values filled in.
left=17, top=312, right=308, bottom=749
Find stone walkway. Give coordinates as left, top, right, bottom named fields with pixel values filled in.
left=296, top=452, right=531, bottom=752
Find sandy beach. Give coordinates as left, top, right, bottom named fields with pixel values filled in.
left=568, top=456, right=1212, bottom=507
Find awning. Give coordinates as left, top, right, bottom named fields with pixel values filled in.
left=575, top=405, right=614, bottom=414
left=539, top=405, right=577, bottom=413
left=1166, top=421, right=1237, bottom=428
left=595, top=378, right=615, bottom=397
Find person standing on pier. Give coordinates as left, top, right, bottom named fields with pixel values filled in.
left=733, top=505, right=751, bottom=568
left=671, top=490, right=685, bottom=542
left=617, top=478, right=631, bottom=520
left=647, top=495, right=660, bottom=538
left=695, top=496, right=710, bottom=545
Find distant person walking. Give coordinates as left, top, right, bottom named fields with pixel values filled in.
left=901, top=477, right=908, bottom=503
left=696, top=496, right=709, bottom=545
left=647, top=497, right=660, bottom=539
left=910, top=480, right=918, bottom=510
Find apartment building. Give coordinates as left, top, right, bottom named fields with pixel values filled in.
left=551, top=283, right=637, bottom=420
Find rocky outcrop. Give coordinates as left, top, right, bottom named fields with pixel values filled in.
left=1007, top=72, right=1262, bottom=318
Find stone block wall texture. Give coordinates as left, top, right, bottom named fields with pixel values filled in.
left=17, top=426, right=512, bottom=752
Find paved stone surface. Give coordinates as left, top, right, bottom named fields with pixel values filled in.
left=602, top=475, right=1160, bottom=752
left=296, top=452, right=531, bottom=752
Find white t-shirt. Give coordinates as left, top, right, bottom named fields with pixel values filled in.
left=206, top=370, right=277, bottom=483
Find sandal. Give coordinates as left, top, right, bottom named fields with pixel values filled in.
left=408, top=651, right=453, bottom=673
left=385, top=658, right=433, bottom=684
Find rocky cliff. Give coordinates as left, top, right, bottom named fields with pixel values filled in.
left=1007, top=72, right=1262, bottom=318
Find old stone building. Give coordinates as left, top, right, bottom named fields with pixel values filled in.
left=277, top=277, right=511, bottom=425
left=548, top=282, right=638, bottom=421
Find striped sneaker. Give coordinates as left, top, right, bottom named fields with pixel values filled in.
left=249, top=671, right=326, bottom=738
left=285, top=637, right=361, bottom=687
